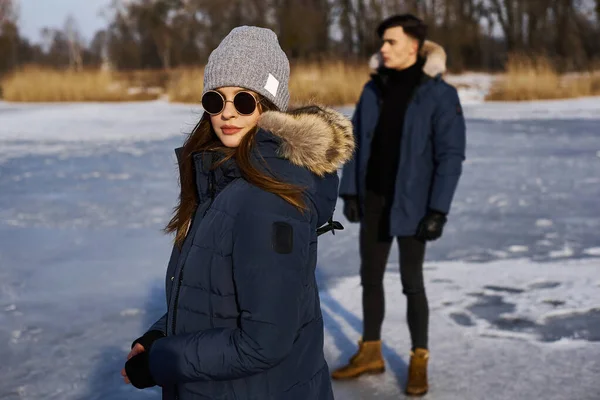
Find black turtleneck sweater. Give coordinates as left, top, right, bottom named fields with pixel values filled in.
left=365, top=59, right=424, bottom=196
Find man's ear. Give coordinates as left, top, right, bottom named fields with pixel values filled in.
left=410, top=37, right=420, bottom=56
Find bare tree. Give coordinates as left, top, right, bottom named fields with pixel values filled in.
left=4, top=0, right=596, bottom=73
left=338, top=0, right=355, bottom=55
left=488, top=0, right=521, bottom=50
left=0, top=0, right=17, bottom=25
left=0, top=0, right=19, bottom=71
left=64, top=15, right=84, bottom=71
left=129, top=0, right=174, bottom=69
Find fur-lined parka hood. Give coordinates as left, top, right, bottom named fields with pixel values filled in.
left=180, top=106, right=354, bottom=227
left=257, top=105, right=354, bottom=177
left=254, top=106, right=354, bottom=226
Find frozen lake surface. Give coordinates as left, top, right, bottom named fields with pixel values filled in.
left=1, top=96, right=599, bottom=399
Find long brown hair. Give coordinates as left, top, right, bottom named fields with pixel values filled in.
left=165, top=96, right=307, bottom=247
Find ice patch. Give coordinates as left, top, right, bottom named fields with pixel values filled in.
left=536, top=219, right=553, bottom=227
left=106, top=173, right=131, bottom=181
left=4, top=304, right=16, bottom=312
left=545, top=337, right=591, bottom=348
left=487, top=194, right=508, bottom=205
left=484, top=285, right=524, bottom=294
left=541, top=307, right=600, bottom=320
left=549, top=246, right=574, bottom=258
left=120, top=308, right=144, bottom=317
left=117, top=146, right=146, bottom=157
left=446, top=73, right=497, bottom=105
left=463, top=96, right=600, bottom=120
left=0, top=101, right=196, bottom=161
left=508, top=245, right=529, bottom=253
left=487, top=250, right=509, bottom=258
left=10, top=326, right=43, bottom=343
left=542, top=299, right=566, bottom=307
left=326, top=257, right=600, bottom=345
left=80, top=172, right=102, bottom=180
left=583, top=247, right=600, bottom=256
left=529, top=281, right=561, bottom=290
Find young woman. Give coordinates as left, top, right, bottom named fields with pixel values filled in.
left=121, top=26, right=354, bottom=400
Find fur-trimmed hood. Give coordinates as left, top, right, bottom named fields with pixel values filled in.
left=252, top=106, right=354, bottom=227
left=183, top=106, right=354, bottom=227
left=369, top=40, right=447, bottom=77
left=257, top=106, right=355, bottom=177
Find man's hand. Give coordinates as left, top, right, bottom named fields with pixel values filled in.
left=416, top=210, right=447, bottom=241
left=342, top=196, right=361, bottom=223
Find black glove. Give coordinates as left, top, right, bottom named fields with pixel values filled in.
left=126, top=330, right=164, bottom=389
left=131, top=330, right=165, bottom=351
left=416, top=209, right=447, bottom=241
left=342, top=196, right=360, bottom=223
left=125, top=351, right=156, bottom=389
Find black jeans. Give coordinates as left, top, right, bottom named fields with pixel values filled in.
left=360, top=191, right=428, bottom=350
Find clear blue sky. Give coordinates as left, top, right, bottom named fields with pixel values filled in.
left=18, top=0, right=113, bottom=43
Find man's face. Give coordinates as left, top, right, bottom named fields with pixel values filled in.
left=380, top=26, right=419, bottom=70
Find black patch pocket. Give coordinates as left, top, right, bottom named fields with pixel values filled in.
left=272, top=222, right=293, bottom=254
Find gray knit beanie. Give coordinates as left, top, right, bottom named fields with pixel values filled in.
left=203, top=26, right=290, bottom=111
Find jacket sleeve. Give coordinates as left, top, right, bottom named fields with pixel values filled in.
left=148, top=313, right=167, bottom=334
left=428, top=86, right=466, bottom=214
left=147, top=209, right=309, bottom=385
left=338, top=92, right=363, bottom=198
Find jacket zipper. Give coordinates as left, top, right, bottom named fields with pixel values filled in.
left=170, top=172, right=217, bottom=400
left=171, top=171, right=217, bottom=335
left=207, top=169, right=216, bottom=329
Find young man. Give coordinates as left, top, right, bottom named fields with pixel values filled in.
left=331, top=14, right=466, bottom=396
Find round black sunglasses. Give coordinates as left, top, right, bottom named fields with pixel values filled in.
left=201, top=90, right=259, bottom=116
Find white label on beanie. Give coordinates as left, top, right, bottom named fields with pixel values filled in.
left=264, top=74, right=279, bottom=97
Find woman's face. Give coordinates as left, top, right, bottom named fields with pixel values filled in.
left=208, top=87, right=261, bottom=148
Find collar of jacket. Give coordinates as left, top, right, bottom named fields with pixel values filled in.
left=371, top=69, right=439, bottom=106
left=174, top=105, right=355, bottom=203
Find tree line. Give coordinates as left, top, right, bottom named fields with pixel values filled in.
left=1, top=0, right=599, bottom=76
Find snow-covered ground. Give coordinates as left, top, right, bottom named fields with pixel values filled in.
left=447, top=72, right=498, bottom=105
left=1, top=87, right=600, bottom=399
left=324, top=259, right=600, bottom=400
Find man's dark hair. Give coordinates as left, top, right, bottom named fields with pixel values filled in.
left=376, top=14, right=428, bottom=47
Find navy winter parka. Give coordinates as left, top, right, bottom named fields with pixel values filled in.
left=339, top=65, right=467, bottom=236
left=142, top=107, right=354, bottom=400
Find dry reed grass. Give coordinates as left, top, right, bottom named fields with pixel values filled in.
left=1, top=63, right=371, bottom=106
left=1, top=66, right=160, bottom=102
left=4, top=58, right=598, bottom=104
left=486, top=54, right=600, bottom=101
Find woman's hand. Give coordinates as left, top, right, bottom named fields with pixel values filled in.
left=128, top=343, right=146, bottom=360
left=122, top=343, right=145, bottom=384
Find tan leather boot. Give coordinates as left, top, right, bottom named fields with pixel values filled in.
left=405, top=348, right=429, bottom=396
left=331, top=339, right=385, bottom=380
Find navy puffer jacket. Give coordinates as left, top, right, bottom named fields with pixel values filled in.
left=143, top=107, right=354, bottom=400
